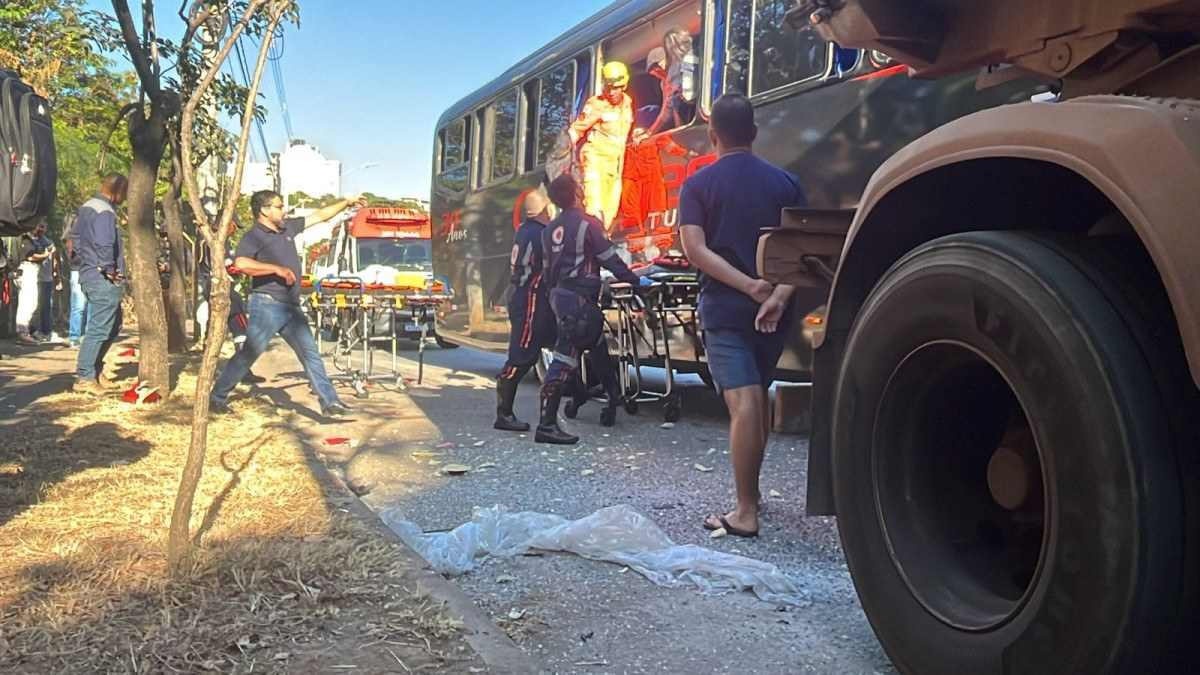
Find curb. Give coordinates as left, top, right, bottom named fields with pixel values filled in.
left=304, top=453, right=539, bottom=675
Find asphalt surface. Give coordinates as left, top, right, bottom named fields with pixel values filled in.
left=332, top=342, right=894, bottom=674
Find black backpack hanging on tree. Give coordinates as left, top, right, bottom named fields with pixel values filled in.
left=0, top=69, right=57, bottom=235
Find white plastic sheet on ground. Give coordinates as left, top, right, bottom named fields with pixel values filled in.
left=381, top=504, right=808, bottom=606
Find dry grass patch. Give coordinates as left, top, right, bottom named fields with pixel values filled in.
left=0, top=371, right=478, bottom=673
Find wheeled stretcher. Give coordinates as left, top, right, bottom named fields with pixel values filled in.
left=305, top=276, right=450, bottom=396
left=585, top=270, right=700, bottom=422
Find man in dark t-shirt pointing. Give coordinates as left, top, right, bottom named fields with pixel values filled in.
left=210, top=189, right=365, bottom=418
left=679, top=94, right=806, bottom=538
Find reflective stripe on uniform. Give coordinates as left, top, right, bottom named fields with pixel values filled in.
left=552, top=351, right=578, bottom=368
left=518, top=244, right=535, bottom=286
left=567, top=217, right=588, bottom=278
left=596, top=246, right=616, bottom=261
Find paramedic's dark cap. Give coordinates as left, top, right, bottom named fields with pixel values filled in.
left=524, top=190, right=550, bottom=218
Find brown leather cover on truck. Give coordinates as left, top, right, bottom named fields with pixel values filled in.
left=797, top=0, right=1200, bottom=79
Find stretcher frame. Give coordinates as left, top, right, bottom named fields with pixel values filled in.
left=586, top=272, right=700, bottom=422
left=307, top=276, right=449, bottom=396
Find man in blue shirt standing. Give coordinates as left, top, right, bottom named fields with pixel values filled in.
left=73, top=174, right=129, bottom=395
left=679, top=94, right=805, bottom=538
left=209, top=190, right=363, bottom=418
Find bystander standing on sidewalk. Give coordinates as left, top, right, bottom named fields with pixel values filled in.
left=73, top=174, right=129, bottom=395
left=15, top=223, right=53, bottom=344
left=679, top=94, right=806, bottom=538
left=63, top=214, right=88, bottom=347
left=197, top=216, right=263, bottom=384
left=34, top=222, right=59, bottom=342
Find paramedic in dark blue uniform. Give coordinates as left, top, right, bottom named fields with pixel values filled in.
left=494, top=190, right=557, bottom=431
left=536, top=174, right=652, bottom=445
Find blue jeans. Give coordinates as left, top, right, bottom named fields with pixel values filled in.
left=76, top=279, right=124, bottom=380
left=69, top=270, right=88, bottom=341
left=211, top=293, right=340, bottom=409
left=37, top=281, right=53, bottom=335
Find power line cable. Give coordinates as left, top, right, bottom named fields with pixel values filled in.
left=231, top=35, right=273, bottom=160
left=269, top=55, right=294, bottom=141
left=263, top=26, right=294, bottom=141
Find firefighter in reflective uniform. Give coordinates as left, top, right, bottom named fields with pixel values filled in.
left=536, top=174, right=652, bottom=445
left=569, top=61, right=634, bottom=232
left=494, top=190, right=557, bottom=431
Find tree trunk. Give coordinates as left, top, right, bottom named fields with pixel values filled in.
left=168, top=252, right=230, bottom=571
left=161, top=177, right=190, bottom=352
left=126, top=108, right=171, bottom=393
left=167, top=0, right=280, bottom=574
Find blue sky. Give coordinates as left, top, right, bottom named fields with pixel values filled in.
left=85, top=0, right=611, bottom=199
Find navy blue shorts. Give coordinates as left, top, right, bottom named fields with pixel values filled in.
left=702, top=329, right=785, bottom=393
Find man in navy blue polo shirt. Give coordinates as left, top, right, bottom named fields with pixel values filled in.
left=679, top=94, right=805, bottom=538
left=210, top=190, right=364, bottom=418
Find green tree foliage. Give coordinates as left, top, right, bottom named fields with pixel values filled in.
left=361, top=192, right=427, bottom=212
left=0, top=0, right=136, bottom=233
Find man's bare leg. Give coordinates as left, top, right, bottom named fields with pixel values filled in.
left=705, top=384, right=767, bottom=534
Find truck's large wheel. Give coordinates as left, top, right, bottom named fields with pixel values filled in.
left=833, top=231, right=1191, bottom=674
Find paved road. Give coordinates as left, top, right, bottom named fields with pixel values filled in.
left=325, top=342, right=894, bottom=674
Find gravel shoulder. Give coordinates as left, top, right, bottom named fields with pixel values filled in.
left=325, top=344, right=895, bottom=674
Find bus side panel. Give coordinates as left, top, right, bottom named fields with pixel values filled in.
left=432, top=175, right=545, bottom=350
left=433, top=70, right=1038, bottom=365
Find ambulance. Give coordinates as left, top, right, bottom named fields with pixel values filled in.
left=306, top=206, right=454, bottom=346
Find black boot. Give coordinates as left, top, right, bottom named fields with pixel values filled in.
left=599, top=374, right=620, bottom=427
left=562, top=372, right=588, bottom=419
left=563, top=382, right=589, bottom=419
left=535, top=391, right=578, bottom=445
left=493, top=376, right=530, bottom=432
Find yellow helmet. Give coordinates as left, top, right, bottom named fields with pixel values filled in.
left=601, top=61, right=630, bottom=88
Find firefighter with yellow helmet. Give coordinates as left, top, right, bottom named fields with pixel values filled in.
left=568, top=61, right=634, bottom=232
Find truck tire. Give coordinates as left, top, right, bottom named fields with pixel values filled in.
left=832, top=231, right=1191, bottom=675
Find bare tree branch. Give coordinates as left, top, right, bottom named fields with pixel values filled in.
left=98, top=102, right=139, bottom=171
left=179, top=0, right=215, bottom=55
left=143, top=0, right=161, bottom=80
left=111, top=0, right=162, bottom=98
left=171, top=0, right=287, bottom=574
left=180, top=0, right=271, bottom=246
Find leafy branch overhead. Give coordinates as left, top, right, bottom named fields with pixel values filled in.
left=88, top=0, right=286, bottom=173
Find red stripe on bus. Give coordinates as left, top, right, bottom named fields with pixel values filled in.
left=852, top=64, right=908, bottom=82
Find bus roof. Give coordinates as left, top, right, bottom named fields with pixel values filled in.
left=434, top=0, right=676, bottom=130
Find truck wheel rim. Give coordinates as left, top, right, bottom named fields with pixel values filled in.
left=872, top=340, right=1048, bottom=632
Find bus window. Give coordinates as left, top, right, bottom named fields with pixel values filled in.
left=536, top=62, right=575, bottom=166
left=436, top=117, right=471, bottom=193
left=481, top=89, right=519, bottom=184
left=601, top=1, right=702, bottom=137
left=574, top=52, right=592, bottom=111
left=725, top=0, right=832, bottom=97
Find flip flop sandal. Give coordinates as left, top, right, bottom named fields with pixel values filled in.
left=703, top=514, right=759, bottom=538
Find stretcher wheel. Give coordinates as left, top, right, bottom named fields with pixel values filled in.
left=624, top=398, right=639, bottom=415
left=663, top=397, right=681, bottom=423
